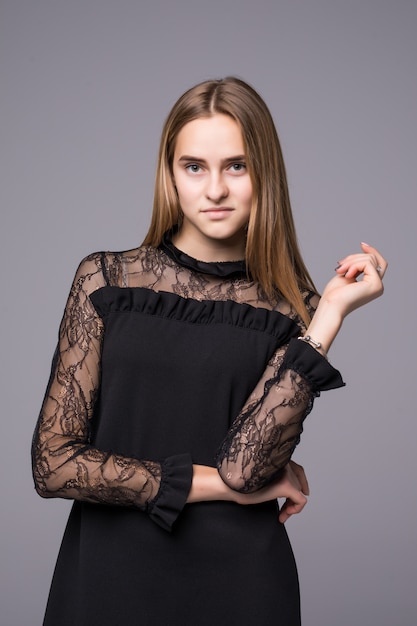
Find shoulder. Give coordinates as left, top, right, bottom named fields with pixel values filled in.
left=70, top=251, right=107, bottom=294
left=72, top=244, right=163, bottom=291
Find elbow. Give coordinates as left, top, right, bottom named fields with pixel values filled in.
left=32, top=438, right=55, bottom=498
left=32, top=469, right=56, bottom=499
left=217, top=452, right=293, bottom=494
left=33, top=482, right=53, bottom=499
left=33, top=474, right=69, bottom=500
left=216, top=448, right=258, bottom=493
left=32, top=438, right=86, bottom=500
left=217, top=463, right=260, bottom=494
left=32, top=454, right=63, bottom=500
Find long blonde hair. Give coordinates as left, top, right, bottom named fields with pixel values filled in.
left=142, top=77, right=317, bottom=325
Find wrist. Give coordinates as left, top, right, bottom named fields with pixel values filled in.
left=297, top=334, right=328, bottom=358
left=305, top=300, right=343, bottom=353
left=187, top=465, right=232, bottom=503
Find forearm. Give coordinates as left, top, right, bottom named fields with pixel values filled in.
left=188, top=464, right=309, bottom=521
left=33, top=436, right=161, bottom=506
left=215, top=338, right=344, bottom=493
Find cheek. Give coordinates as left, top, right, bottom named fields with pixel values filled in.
left=173, top=174, right=191, bottom=202
left=241, top=180, right=253, bottom=206
left=177, top=184, right=196, bottom=206
left=173, top=168, right=201, bottom=200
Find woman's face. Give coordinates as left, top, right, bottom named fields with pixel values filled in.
left=172, top=114, right=253, bottom=261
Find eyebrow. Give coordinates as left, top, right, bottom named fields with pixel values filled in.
left=177, top=154, right=246, bottom=165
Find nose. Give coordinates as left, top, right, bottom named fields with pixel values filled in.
left=205, top=172, right=229, bottom=203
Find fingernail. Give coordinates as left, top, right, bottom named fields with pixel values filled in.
left=361, top=241, right=371, bottom=246
left=335, top=264, right=342, bottom=271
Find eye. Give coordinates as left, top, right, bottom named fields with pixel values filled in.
left=228, top=163, right=246, bottom=173
left=185, top=164, right=202, bottom=174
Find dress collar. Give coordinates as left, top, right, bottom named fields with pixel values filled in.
left=159, top=228, right=248, bottom=278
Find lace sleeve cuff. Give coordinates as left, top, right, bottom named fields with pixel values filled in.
left=147, top=453, right=193, bottom=532
left=280, top=338, right=345, bottom=392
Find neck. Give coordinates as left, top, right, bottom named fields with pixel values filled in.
left=172, top=226, right=246, bottom=263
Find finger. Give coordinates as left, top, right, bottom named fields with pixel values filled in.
left=277, top=478, right=308, bottom=523
left=288, top=460, right=310, bottom=495
left=337, top=245, right=387, bottom=280
left=343, top=257, right=379, bottom=280
left=336, top=254, right=382, bottom=281
left=360, top=242, right=388, bottom=278
left=278, top=495, right=307, bottom=523
left=337, top=242, right=385, bottom=266
left=337, top=246, right=386, bottom=278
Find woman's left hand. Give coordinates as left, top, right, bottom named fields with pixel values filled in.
left=278, top=460, right=310, bottom=523
left=320, top=242, right=387, bottom=318
left=305, top=243, right=387, bottom=354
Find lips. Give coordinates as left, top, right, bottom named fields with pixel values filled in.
left=201, top=207, right=234, bottom=219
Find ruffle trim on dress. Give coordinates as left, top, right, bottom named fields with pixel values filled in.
left=280, top=338, right=345, bottom=392
left=90, top=286, right=300, bottom=343
left=147, top=453, right=193, bottom=532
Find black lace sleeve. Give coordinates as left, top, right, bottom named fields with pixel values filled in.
left=216, top=337, right=344, bottom=493
left=31, top=254, right=192, bottom=531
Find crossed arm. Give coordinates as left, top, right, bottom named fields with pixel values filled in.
left=32, top=244, right=386, bottom=529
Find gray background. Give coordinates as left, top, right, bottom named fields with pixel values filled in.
left=1, top=1, right=416, bottom=624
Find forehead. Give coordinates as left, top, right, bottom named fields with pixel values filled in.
left=174, top=114, right=245, bottom=157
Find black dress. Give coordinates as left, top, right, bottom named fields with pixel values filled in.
left=32, top=232, right=344, bottom=626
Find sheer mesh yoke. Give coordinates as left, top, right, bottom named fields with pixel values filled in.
left=32, top=241, right=344, bottom=530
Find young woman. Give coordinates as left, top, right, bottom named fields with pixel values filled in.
left=32, top=77, right=386, bottom=625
